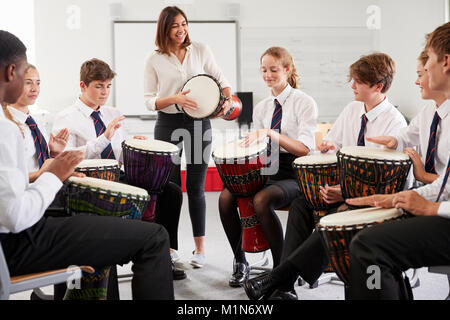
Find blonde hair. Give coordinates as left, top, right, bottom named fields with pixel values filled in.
left=260, top=47, right=299, bottom=89
left=2, top=103, right=24, bottom=138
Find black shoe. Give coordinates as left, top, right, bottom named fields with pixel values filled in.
left=172, top=262, right=187, bottom=280
left=267, top=289, right=298, bottom=300
left=229, top=261, right=249, bottom=287
left=243, top=272, right=273, bottom=300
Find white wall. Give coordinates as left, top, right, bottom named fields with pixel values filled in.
left=34, top=0, right=446, bottom=123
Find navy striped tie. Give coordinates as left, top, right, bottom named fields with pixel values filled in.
left=436, top=158, right=450, bottom=202
left=25, top=116, right=50, bottom=168
left=271, top=99, right=282, bottom=132
left=91, top=111, right=115, bottom=160
left=357, top=114, right=368, bottom=146
left=425, top=112, right=440, bottom=174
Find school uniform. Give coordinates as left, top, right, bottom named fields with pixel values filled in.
left=52, top=98, right=126, bottom=162
left=253, top=83, right=318, bottom=198
left=7, top=106, right=50, bottom=173
left=395, top=99, right=450, bottom=175
left=324, top=98, right=408, bottom=148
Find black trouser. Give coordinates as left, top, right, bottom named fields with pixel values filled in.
left=1, top=215, right=174, bottom=300
left=282, top=195, right=333, bottom=285
left=154, top=112, right=211, bottom=237
left=348, top=215, right=450, bottom=300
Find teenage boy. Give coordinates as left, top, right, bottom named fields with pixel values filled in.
left=345, top=22, right=450, bottom=300
left=367, top=50, right=449, bottom=184
left=0, top=30, right=174, bottom=300
left=52, top=58, right=186, bottom=282
left=243, top=52, right=408, bottom=300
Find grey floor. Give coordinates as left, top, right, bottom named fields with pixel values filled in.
left=9, top=191, right=450, bottom=300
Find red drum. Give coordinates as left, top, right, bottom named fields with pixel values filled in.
left=122, top=139, right=179, bottom=221
left=213, top=140, right=269, bottom=252
left=222, top=95, right=242, bottom=121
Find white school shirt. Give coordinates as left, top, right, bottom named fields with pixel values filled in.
left=253, top=84, right=318, bottom=152
left=144, top=41, right=231, bottom=114
left=0, top=111, right=62, bottom=234
left=7, top=106, right=50, bottom=173
left=52, top=98, right=127, bottom=162
left=415, top=151, right=450, bottom=219
left=395, top=99, right=450, bottom=176
left=324, top=98, right=407, bottom=149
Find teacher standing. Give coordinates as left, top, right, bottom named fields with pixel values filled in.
left=144, top=6, right=232, bottom=268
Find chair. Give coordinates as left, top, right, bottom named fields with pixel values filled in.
left=428, top=266, right=450, bottom=300
left=0, top=242, right=89, bottom=300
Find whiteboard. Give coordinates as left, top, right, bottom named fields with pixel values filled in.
left=113, top=21, right=237, bottom=116
left=240, top=27, right=376, bottom=123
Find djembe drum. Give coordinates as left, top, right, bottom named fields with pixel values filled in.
left=317, top=207, right=406, bottom=287
left=75, top=159, right=120, bottom=182
left=337, top=146, right=412, bottom=201
left=212, top=140, right=269, bottom=252
left=64, top=176, right=150, bottom=300
left=292, top=153, right=339, bottom=224
left=122, top=138, right=179, bottom=222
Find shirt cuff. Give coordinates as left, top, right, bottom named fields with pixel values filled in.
left=298, top=135, right=315, bottom=152
left=145, top=96, right=158, bottom=112
left=33, top=172, right=63, bottom=196
left=437, top=201, right=450, bottom=219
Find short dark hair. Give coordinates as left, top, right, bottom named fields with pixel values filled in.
left=155, top=6, right=191, bottom=55
left=0, top=30, right=27, bottom=68
left=349, top=52, right=395, bottom=93
left=80, top=58, right=116, bottom=86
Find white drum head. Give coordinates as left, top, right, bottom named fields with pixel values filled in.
left=339, top=146, right=409, bottom=161
left=68, top=176, right=149, bottom=197
left=181, top=75, right=221, bottom=119
left=319, top=207, right=404, bottom=228
left=212, top=139, right=267, bottom=160
left=76, top=159, right=119, bottom=169
left=294, top=153, right=337, bottom=166
left=124, top=139, right=178, bottom=153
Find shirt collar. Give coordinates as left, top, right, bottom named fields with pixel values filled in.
left=6, top=106, right=29, bottom=124
left=437, top=99, right=450, bottom=120
left=359, top=97, right=391, bottom=122
left=75, top=97, right=101, bottom=118
left=272, top=84, right=292, bottom=106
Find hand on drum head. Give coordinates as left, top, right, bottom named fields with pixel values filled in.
left=175, top=90, right=198, bottom=111
left=391, top=190, right=440, bottom=216
left=319, top=184, right=344, bottom=204
left=240, top=129, right=270, bottom=147
left=105, top=116, right=125, bottom=141
left=44, top=150, right=85, bottom=182
left=346, top=194, right=395, bottom=208
left=366, top=136, right=398, bottom=149
left=318, top=141, right=335, bottom=153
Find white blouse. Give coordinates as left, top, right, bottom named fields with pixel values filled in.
left=144, top=41, right=231, bottom=114
left=324, top=98, right=408, bottom=149
left=7, top=106, right=49, bottom=173
left=252, top=84, right=318, bottom=152
left=395, top=99, right=450, bottom=176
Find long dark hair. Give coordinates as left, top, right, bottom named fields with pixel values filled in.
left=155, top=6, right=191, bottom=55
